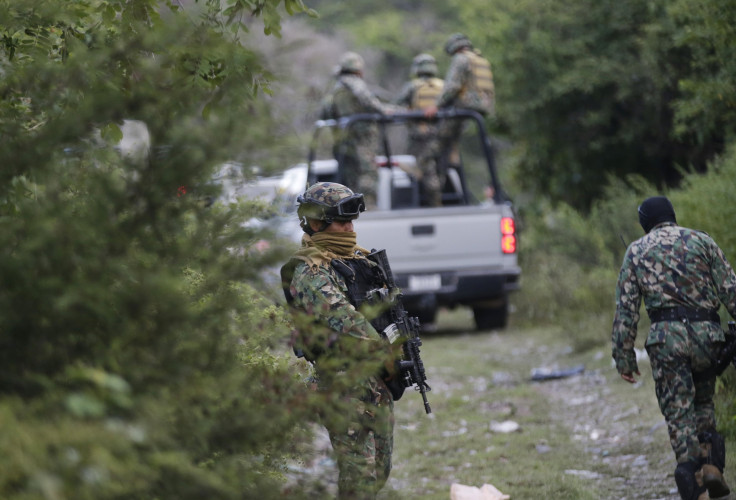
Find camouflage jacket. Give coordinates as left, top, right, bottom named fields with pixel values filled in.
left=289, top=259, right=383, bottom=342
left=437, top=49, right=495, bottom=115
left=285, top=246, right=391, bottom=381
left=320, top=74, right=398, bottom=144
left=611, top=222, right=736, bottom=374
left=320, top=74, right=396, bottom=120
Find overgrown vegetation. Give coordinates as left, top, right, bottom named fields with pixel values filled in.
left=0, top=0, right=319, bottom=498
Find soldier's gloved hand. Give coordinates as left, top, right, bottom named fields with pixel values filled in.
left=385, top=375, right=406, bottom=401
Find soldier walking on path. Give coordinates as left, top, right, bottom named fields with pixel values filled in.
left=320, top=53, right=398, bottom=207
left=612, top=196, right=733, bottom=500
left=395, top=53, right=445, bottom=207
left=280, top=183, right=405, bottom=499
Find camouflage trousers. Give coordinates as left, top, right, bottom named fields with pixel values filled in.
left=407, top=134, right=443, bottom=207
left=646, top=325, right=722, bottom=463
left=334, top=137, right=378, bottom=208
left=321, top=375, right=394, bottom=500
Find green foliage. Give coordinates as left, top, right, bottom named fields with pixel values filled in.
left=444, top=0, right=730, bottom=210
left=303, top=0, right=461, bottom=90
left=670, top=144, right=736, bottom=261
left=715, top=369, right=736, bottom=439
left=511, top=201, right=620, bottom=352
left=668, top=0, right=736, bottom=141
left=0, top=0, right=318, bottom=498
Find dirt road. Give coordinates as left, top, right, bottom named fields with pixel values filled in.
left=383, top=312, right=696, bottom=499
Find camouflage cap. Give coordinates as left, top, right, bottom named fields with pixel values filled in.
left=411, top=53, right=438, bottom=77
left=444, top=33, right=472, bottom=55
left=338, top=51, right=365, bottom=74
left=297, top=182, right=365, bottom=225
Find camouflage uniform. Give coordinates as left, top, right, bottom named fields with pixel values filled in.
left=436, top=49, right=495, bottom=116
left=395, top=57, right=445, bottom=207
left=281, top=183, right=396, bottom=499
left=320, top=55, right=397, bottom=207
left=436, top=34, right=495, bottom=173
left=612, top=222, right=736, bottom=464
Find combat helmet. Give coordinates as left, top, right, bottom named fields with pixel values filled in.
left=297, top=182, right=365, bottom=234
left=338, top=51, right=365, bottom=75
left=444, top=33, right=472, bottom=55
left=411, top=53, right=438, bottom=77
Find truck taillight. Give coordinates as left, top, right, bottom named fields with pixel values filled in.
left=501, top=217, right=516, bottom=254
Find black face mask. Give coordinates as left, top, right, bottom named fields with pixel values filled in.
left=638, top=196, right=676, bottom=233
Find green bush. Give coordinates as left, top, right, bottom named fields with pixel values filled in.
left=671, top=144, right=736, bottom=261
left=0, top=1, right=319, bottom=498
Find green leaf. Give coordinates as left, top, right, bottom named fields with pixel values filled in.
left=65, top=393, right=106, bottom=418
left=100, top=122, right=123, bottom=144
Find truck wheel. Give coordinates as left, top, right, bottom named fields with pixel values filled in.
left=473, top=301, right=508, bottom=331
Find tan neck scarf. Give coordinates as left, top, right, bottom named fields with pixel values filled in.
left=293, top=231, right=369, bottom=267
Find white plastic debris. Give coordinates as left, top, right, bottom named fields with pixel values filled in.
left=489, top=420, right=520, bottom=433
left=450, top=482, right=511, bottom=500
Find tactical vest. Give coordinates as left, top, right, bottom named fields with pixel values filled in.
left=331, top=257, right=394, bottom=334
left=410, top=77, right=444, bottom=136
left=460, top=51, right=495, bottom=114
left=411, top=77, right=444, bottom=110
left=280, top=257, right=393, bottom=361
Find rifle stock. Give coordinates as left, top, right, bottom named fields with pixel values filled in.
left=368, top=249, right=432, bottom=414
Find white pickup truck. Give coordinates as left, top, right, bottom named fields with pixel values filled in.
left=289, top=110, right=521, bottom=330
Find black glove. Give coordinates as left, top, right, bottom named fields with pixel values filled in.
left=385, top=375, right=406, bottom=401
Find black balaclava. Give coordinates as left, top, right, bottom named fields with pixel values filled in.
left=638, top=196, right=677, bottom=233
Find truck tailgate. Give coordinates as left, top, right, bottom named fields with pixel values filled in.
left=358, top=205, right=514, bottom=274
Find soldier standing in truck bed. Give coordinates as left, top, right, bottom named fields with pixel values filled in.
left=395, top=54, right=445, bottom=207
left=424, top=33, right=495, bottom=173
left=320, top=52, right=398, bottom=208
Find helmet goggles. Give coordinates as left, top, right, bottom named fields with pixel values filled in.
left=297, top=192, right=366, bottom=222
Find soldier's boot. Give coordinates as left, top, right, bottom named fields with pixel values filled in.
left=701, top=464, right=731, bottom=498
left=675, top=461, right=708, bottom=500
left=699, top=429, right=731, bottom=498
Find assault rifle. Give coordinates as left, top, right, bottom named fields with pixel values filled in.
left=693, top=321, right=736, bottom=383
left=367, top=249, right=432, bottom=414
left=715, top=321, right=736, bottom=377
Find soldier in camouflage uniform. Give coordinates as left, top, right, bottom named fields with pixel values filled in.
left=280, top=183, right=402, bottom=500
left=395, top=54, right=445, bottom=207
left=320, top=52, right=398, bottom=208
left=425, top=33, right=495, bottom=118
left=612, top=196, right=733, bottom=500
left=424, top=33, right=496, bottom=177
